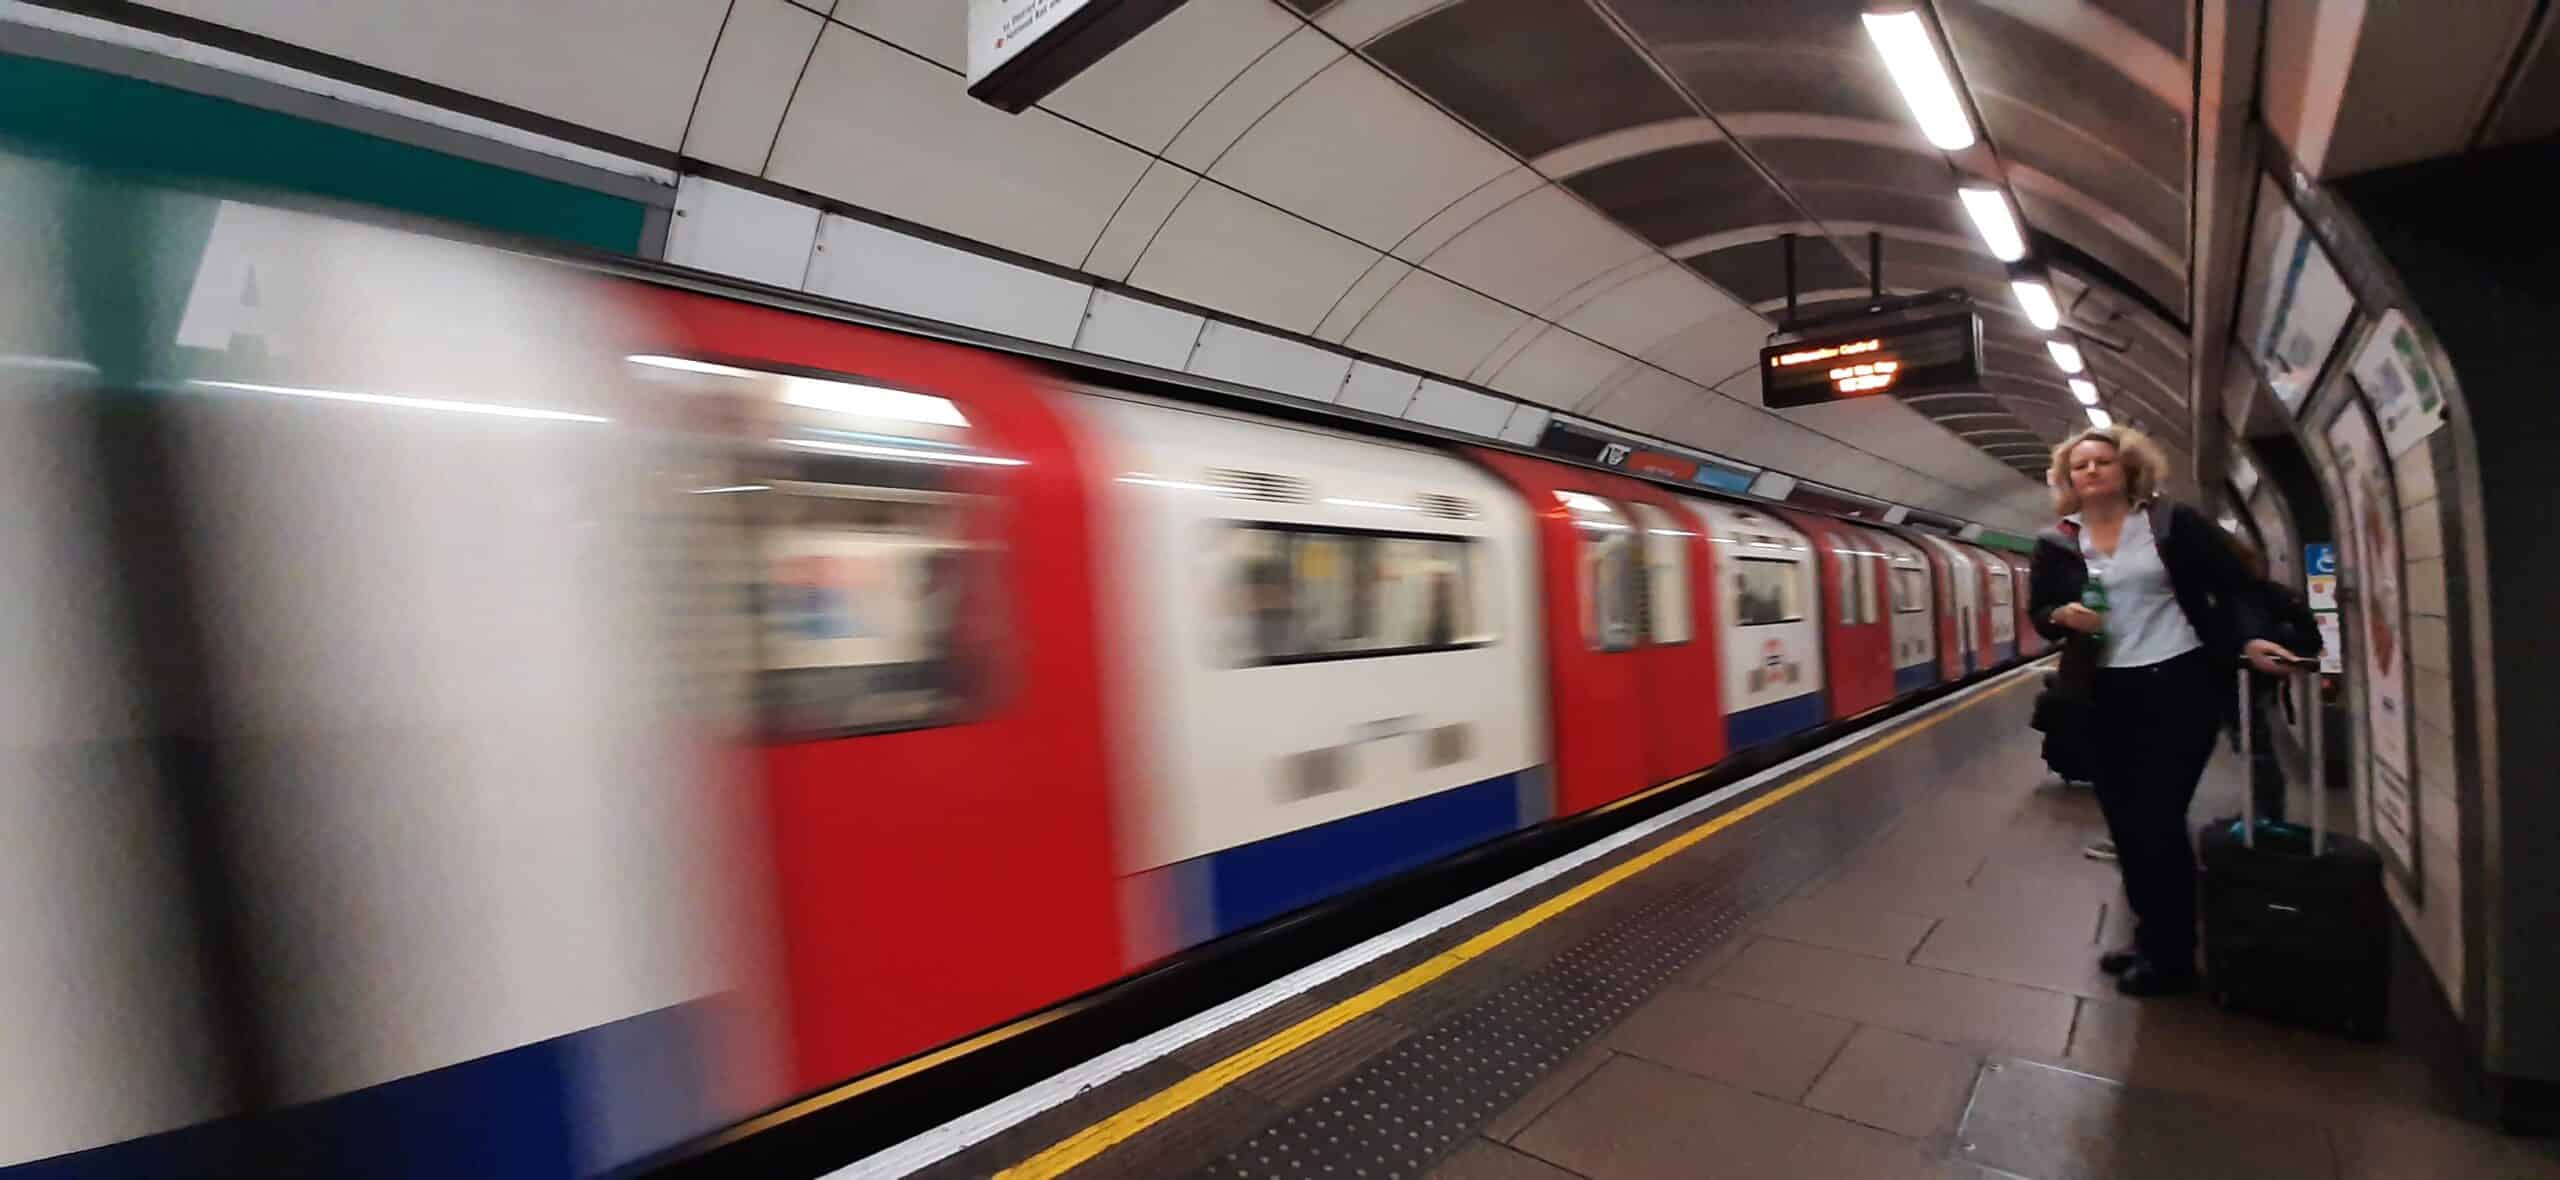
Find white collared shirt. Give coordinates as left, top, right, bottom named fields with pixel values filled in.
left=2069, top=507, right=2202, bottom=668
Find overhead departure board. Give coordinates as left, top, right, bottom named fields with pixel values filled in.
left=1759, top=310, right=1982, bottom=409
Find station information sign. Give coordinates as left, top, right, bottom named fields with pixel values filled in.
left=967, top=0, right=1189, bottom=112
left=1759, top=310, right=1983, bottom=409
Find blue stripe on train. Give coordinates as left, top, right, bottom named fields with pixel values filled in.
left=1207, top=770, right=1533, bottom=936
left=7, top=1003, right=711, bottom=1180
left=1725, top=691, right=1827, bottom=752
left=1894, top=661, right=1938, bottom=694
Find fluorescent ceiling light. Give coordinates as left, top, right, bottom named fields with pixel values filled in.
left=777, top=436, right=1022, bottom=466
left=782, top=377, right=968, bottom=428
left=1960, top=188, right=2026, bottom=261
left=2046, top=340, right=2085, bottom=374
left=190, top=379, right=609, bottom=423
left=2087, top=406, right=2113, bottom=428
left=1323, top=497, right=1420, bottom=512
left=2068, top=378, right=2099, bottom=405
left=627, top=354, right=756, bottom=378
left=1862, top=10, right=1976, bottom=151
left=2009, top=278, right=2059, bottom=330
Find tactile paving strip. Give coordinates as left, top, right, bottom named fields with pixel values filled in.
left=1191, top=756, right=1942, bottom=1180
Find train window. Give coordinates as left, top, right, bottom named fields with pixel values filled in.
left=1628, top=502, right=1692, bottom=645
left=1892, top=565, right=1928, bottom=613
left=1732, top=557, right=1804, bottom=627
left=1558, top=491, right=1639, bottom=652
left=1229, top=526, right=1487, bottom=665
left=1835, top=545, right=1857, bottom=624
left=1988, top=569, right=2013, bottom=607
left=1861, top=556, right=1882, bottom=625
left=751, top=487, right=998, bottom=740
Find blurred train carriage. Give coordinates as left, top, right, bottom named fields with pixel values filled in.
left=0, top=171, right=2044, bottom=1179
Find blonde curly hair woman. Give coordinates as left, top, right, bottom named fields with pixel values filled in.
left=2027, top=426, right=2295, bottom=997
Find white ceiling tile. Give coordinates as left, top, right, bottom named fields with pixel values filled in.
left=665, top=177, right=818, bottom=289
left=768, top=26, right=1150, bottom=267
left=1210, top=56, right=1515, bottom=251
left=1558, top=262, right=1734, bottom=356
left=805, top=214, right=1092, bottom=346
left=1642, top=308, right=1772, bottom=389
left=1316, top=257, right=1415, bottom=343
left=1319, top=0, right=1462, bottom=45
left=1187, top=321, right=1354, bottom=403
left=837, top=0, right=960, bottom=69
left=1584, top=366, right=1698, bottom=437
left=1336, top=361, right=1424, bottom=416
left=1391, top=167, right=1544, bottom=261
left=682, top=0, right=824, bottom=174
left=1341, top=269, right=1528, bottom=378
left=1467, top=315, right=1547, bottom=383
left=1418, top=186, right=1654, bottom=315
left=1128, top=181, right=1380, bottom=334
left=1540, top=254, right=1669, bottom=320
left=1074, top=290, right=1204, bottom=371
left=142, top=0, right=727, bottom=148
left=1488, top=326, right=1624, bottom=409
left=1040, top=0, right=1297, bottom=153
left=1403, top=380, right=1512, bottom=437
left=1164, top=24, right=1344, bottom=170
left=1083, top=162, right=1201, bottom=280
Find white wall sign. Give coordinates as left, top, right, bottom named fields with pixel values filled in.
left=2314, top=610, right=2344, bottom=675
left=967, top=0, right=1096, bottom=88
left=2238, top=178, right=2355, bottom=414
left=2326, top=401, right=2415, bottom=878
left=2351, top=309, right=2449, bottom=458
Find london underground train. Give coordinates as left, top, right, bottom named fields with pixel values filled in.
left=1, top=177, right=2042, bottom=1178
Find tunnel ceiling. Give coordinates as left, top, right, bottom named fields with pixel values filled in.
left=1335, top=0, right=2199, bottom=481
left=100, top=0, right=2216, bottom=525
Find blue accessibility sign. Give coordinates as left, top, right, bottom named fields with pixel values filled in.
left=2306, top=543, right=2337, bottom=577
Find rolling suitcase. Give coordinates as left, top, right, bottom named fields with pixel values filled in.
left=2197, top=666, right=2389, bottom=1040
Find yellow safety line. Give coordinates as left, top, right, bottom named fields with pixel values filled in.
left=997, top=673, right=2031, bottom=1179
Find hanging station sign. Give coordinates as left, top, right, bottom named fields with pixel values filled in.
left=1759, top=310, right=1983, bottom=409
left=1534, top=419, right=1760, bottom=494
left=966, top=0, right=1189, bottom=112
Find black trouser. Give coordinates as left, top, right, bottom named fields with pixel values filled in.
left=2090, top=648, right=2222, bottom=970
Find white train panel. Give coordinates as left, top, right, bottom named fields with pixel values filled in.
left=1688, top=498, right=1824, bottom=747
left=1071, top=391, right=1545, bottom=942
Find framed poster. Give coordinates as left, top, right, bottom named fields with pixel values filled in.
left=2324, top=400, right=2416, bottom=883
left=2237, top=177, right=2356, bottom=415
left=2351, top=309, right=2449, bottom=458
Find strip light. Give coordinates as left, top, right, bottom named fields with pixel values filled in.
left=2087, top=406, right=2113, bottom=428
left=189, top=379, right=610, bottom=423
left=2009, top=279, right=2060, bottom=331
left=1862, top=10, right=1977, bottom=151
left=2068, top=378, right=2099, bottom=405
left=777, top=436, right=1023, bottom=466
left=1960, top=188, right=2026, bottom=261
left=1323, top=497, right=1420, bottom=512
left=2046, top=340, right=2085, bottom=374
left=626, top=354, right=757, bottom=379
left=782, top=377, right=969, bottom=428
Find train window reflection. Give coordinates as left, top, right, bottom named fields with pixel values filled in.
left=1558, top=492, right=1638, bottom=652
left=1861, top=556, right=1883, bottom=624
left=1628, top=502, right=1692, bottom=645
left=752, top=488, right=997, bottom=739
left=1892, top=565, right=1929, bottom=614
left=1732, top=557, right=1805, bottom=627
left=1230, top=525, right=1487, bottom=666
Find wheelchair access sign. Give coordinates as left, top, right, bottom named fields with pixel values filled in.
left=2305, top=542, right=2338, bottom=610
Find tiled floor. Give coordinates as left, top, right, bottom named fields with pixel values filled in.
left=1447, top=739, right=2560, bottom=1180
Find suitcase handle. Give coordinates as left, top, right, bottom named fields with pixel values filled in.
left=2238, top=665, right=2325, bottom=855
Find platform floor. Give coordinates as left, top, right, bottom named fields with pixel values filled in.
left=920, top=670, right=2560, bottom=1180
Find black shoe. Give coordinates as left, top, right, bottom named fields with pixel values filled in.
left=2115, top=963, right=2201, bottom=997
left=2099, top=948, right=2142, bottom=975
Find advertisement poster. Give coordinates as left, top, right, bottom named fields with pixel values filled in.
left=2351, top=309, right=2449, bottom=458
left=2314, top=611, right=2345, bottom=675
left=2237, top=178, right=2355, bottom=414
left=2325, top=403, right=2415, bottom=877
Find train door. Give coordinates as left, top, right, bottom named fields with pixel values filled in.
left=636, top=286, right=1126, bottom=1094
left=1872, top=530, right=1939, bottom=693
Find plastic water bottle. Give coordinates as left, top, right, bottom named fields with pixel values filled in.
left=2081, top=572, right=2108, bottom=643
